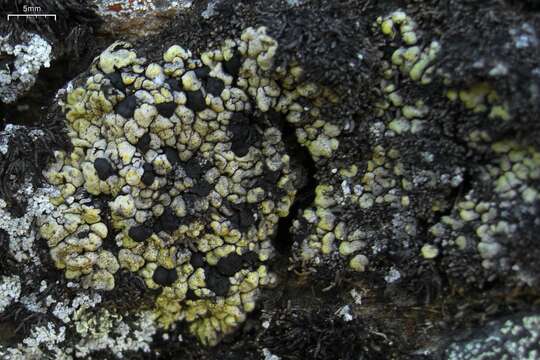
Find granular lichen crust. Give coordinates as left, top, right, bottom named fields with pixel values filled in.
left=37, top=26, right=338, bottom=345
left=290, top=10, right=463, bottom=274
left=290, top=8, right=540, bottom=297
left=426, top=140, right=540, bottom=286
left=445, top=313, right=540, bottom=360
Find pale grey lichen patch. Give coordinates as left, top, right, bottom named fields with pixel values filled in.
left=0, top=183, right=58, bottom=262
left=262, top=348, right=282, bottom=360
left=446, top=314, right=540, bottom=360
left=384, top=267, right=401, bottom=284
left=0, top=275, right=21, bottom=312
left=336, top=304, right=354, bottom=322
left=510, top=23, right=538, bottom=49
left=0, top=32, right=52, bottom=103
left=94, top=0, right=192, bottom=15
left=74, top=310, right=157, bottom=358
left=0, top=323, right=69, bottom=360
left=19, top=292, right=51, bottom=314
left=52, top=292, right=103, bottom=324
left=0, top=124, right=45, bottom=155
left=286, top=0, right=306, bottom=7
left=201, top=0, right=221, bottom=19
left=0, top=284, right=155, bottom=359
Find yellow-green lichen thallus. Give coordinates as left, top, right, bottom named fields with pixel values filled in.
left=38, top=27, right=340, bottom=345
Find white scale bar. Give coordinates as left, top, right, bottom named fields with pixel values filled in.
left=7, top=14, right=57, bottom=21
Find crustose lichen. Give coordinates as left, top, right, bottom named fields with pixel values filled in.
left=38, top=26, right=339, bottom=345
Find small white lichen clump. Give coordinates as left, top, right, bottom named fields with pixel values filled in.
left=0, top=182, right=58, bottom=262
left=0, top=124, right=44, bottom=155
left=0, top=323, right=68, bottom=360
left=0, top=284, right=157, bottom=359
left=74, top=310, right=157, bottom=357
left=0, top=32, right=52, bottom=103
left=0, top=275, right=21, bottom=312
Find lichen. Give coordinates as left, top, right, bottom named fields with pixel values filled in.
left=0, top=182, right=58, bottom=263
left=426, top=140, right=540, bottom=285
left=291, top=9, right=539, bottom=287
left=445, top=314, right=540, bottom=359
left=0, top=32, right=52, bottom=103
left=37, top=26, right=339, bottom=345
left=291, top=10, right=460, bottom=271
left=0, top=275, right=21, bottom=313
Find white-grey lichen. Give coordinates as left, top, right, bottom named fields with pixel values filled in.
left=446, top=314, right=540, bottom=360
left=75, top=310, right=157, bottom=358
left=262, top=348, right=282, bottom=360
left=52, top=292, right=103, bottom=324
left=0, top=285, right=155, bottom=359
left=336, top=304, right=354, bottom=322
left=0, top=32, right=52, bottom=103
left=201, top=0, right=221, bottom=19
left=0, top=182, right=58, bottom=262
left=0, top=275, right=21, bottom=312
left=384, top=267, right=401, bottom=283
left=0, top=323, right=68, bottom=360
left=0, top=124, right=45, bottom=155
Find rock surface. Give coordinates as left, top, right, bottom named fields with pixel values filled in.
left=1, top=0, right=540, bottom=359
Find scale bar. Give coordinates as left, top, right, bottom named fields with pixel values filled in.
left=7, top=14, right=57, bottom=21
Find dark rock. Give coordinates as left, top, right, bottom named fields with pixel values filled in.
left=216, top=253, right=243, bottom=276
left=190, top=252, right=205, bottom=268
left=225, top=202, right=257, bottom=231
left=190, top=180, right=212, bottom=196
left=205, top=267, right=230, bottom=296
left=224, top=52, right=241, bottom=78
left=181, top=156, right=206, bottom=179
left=228, top=113, right=260, bottom=157
left=241, top=252, right=260, bottom=268
left=164, top=146, right=180, bottom=165
left=185, top=288, right=199, bottom=300
left=231, top=141, right=250, bottom=157
left=205, top=77, right=225, bottom=96
left=236, top=206, right=256, bottom=230
left=256, top=169, right=282, bottom=193
left=165, top=78, right=182, bottom=92
left=115, top=95, right=137, bottom=118
left=136, top=133, right=151, bottom=153
left=195, top=66, right=210, bottom=79
left=152, top=266, right=178, bottom=287
left=155, top=207, right=179, bottom=233
left=156, top=102, right=177, bottom=118
left=94, top=158, right=115, bottom=180
left=77, top=230, right=91, bottom=239
left=141, top=163, right=155, bottom=186
left=107, top=71, right=125, bottom=92
left=128, top=225, right=153, bottom=242
left=185, top=89, right=206, bottom=112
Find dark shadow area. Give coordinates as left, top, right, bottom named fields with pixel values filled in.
left=505, top=0, right=540, bottom=11
left=0, top=49, right=98, bottom=127
left=273, top=122, right=317, bottom=255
